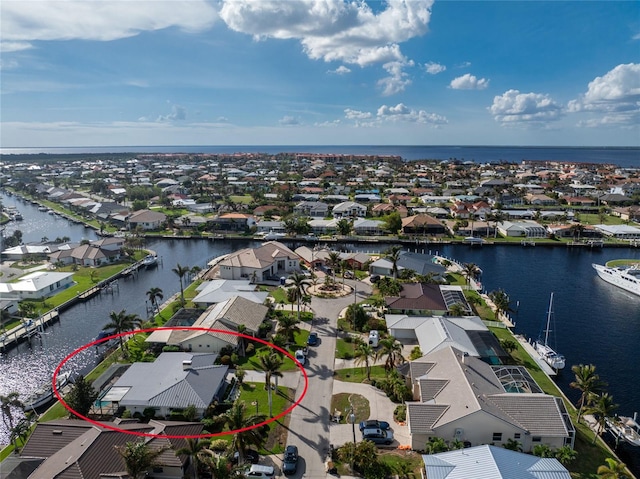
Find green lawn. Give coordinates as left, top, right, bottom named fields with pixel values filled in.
left=335, top=337, right=357, bottom=359
left=334, top=365, right=387, bottom=383
left=330, top=393, right=370, bottom=424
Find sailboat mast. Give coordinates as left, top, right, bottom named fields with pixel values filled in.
left=544, top=292, right=554, bottom=346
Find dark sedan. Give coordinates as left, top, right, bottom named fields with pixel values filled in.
left=359, top=419, right=390, bottom=431
left=282, top=445, right=299, bottom=475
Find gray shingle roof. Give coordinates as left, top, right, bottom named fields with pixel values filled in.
left=407, top=403, right=449, bottom=433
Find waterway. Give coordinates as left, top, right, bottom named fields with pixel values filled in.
left=1, top=193, right=640, bottom=472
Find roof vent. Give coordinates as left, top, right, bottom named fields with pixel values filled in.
left=52, top=430, right=63, bottom=435
left=182, top=360, right=193, bottom=370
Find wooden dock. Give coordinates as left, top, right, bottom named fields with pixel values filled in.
left=0, top=311, right=60, bottom=352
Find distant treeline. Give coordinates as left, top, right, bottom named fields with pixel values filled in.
left=0, top=153, right=137, bottom=163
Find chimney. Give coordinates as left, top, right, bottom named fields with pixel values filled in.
left=182, top=360, right=192, bottom=371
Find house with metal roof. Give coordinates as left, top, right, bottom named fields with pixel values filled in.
left=422, top=444, right=571, bottom=479
left=18, top=419, right=203, bottom=479
left=390, top=315, right=508, bottom=365
left=403, top=346, right=575, bottom=452
left=192, top=279, right=268, bottom=307
left=107, top=352, right=228, bottom=418
left=0, top=271, right=75, bottom=300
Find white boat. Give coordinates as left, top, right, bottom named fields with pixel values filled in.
left=592, top=262, right=640, bottom=297
left=24, top=371, right=71, bottom=411
left=142, top=254, right=158, bottom=268
left=606, top=413, right=640, bottom=447
left=534, top=293, right=566, bottom=370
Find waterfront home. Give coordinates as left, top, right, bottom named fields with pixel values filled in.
left=192, top=279, right=268, bottom=307
left=369, top=252, right=447, bottom=281
left=595, top=224, right=640, bottom=239
left=18, top=419, right=203, bottom=479
left=403, top=346, right=575, bottom=452
left=384, top=283, right=449, bottom=316
left=352, top=218, right=385, bottom=235
left=390, top=314, right=508, bottom=364
left=422, top=445, right=571, bottom=479
left=295, top=245, right=332, bottom=270
left=401, top=214, right=447, bottom=236
left=0, top=271, right=74, bottom=300
left=107, top=352, right=229, bottom=418
left=217, top=241, right=300, bottom=282
left=126, top=209, right=167, bottom=230
left=497, top=220, right=547, bottom=238
left=332, top=201, right=367, bottom=219
left=209, top=212, right=257, bottom=232
left=255, top=219, right=286, bottom=234
left=293, top=200, right=329, bottom=218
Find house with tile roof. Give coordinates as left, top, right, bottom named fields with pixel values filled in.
left=107, top=352, right=228, bottom=418
left=218, top=241, right=300, bottom=281
left=403, top=346, right=575, bottom=452
left=18, top=419, right=203, bottom=479
left=127, top=209, right=167, bottom=230
left=422, top=444, right=571, bottom=479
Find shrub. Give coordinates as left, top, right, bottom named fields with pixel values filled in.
left=162, top=345, right=181, bottom=352
left=220, top=355, right=231, bottom=365
left=394, top=404, right=406, bottom=422
left=245, top=343, right=255, bottom=355
left=209, top=439, right=229, bottom=452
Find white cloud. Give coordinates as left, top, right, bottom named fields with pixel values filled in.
left=157, top=104, right=187, bottom=122
left=1, top=41, right=32, bottom=53
left=328, top=65, right=351, bottom=75
left=279, top=115, right=302, bottom=126
left=219, top=0, right=433, bottom=94
left=0, top=0, right=217, bottom=49
left=456, top=61, right=471, bottom=68
left=567, top=63, right=640, bottom=127
left=450, top=73, right=489, bottom=90
left=424, top=61, right=446, bottom=75
left=489, top=89, right=563, bottom=125
left=378, top=59, right=414, bottom=95
left=376, top=103, right=447, bottom=125
left=344, top=109, right=372, bottom=120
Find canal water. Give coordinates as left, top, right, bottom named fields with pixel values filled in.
left=1, top=193, right=640, bottom=472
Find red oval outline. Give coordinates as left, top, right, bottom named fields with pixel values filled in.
left=53, top=327, right=308, bottom=439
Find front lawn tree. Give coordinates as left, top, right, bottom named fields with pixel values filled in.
left=66, top=376, right=98, bottom=417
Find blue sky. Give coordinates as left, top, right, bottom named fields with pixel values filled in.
left=1, top=0, right=639, bottom=148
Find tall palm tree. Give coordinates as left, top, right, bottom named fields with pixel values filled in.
left=222, top=401, right=268, bottom=465
left=353, top=340, right=376, bottom=381
left=375, top=337, right=405, bottom=376
left=146, top=287, right=164, bottom=315
left=588, top=392, right=618, bottom=443
left=288, top=272, right=310, bottom=321
left=488, top=289, right=513, bottom=320
left=197, top=450, right=243, bottom=479
left=385, top=246, right=403, bottom=279
left=0, top=392, right=23, bottom=444
left=173, top=263, right=191, bottom=304
left=115, top=440, right=168, bottom=479
left=102, top=309, right=142, bottom=353
left=259, top=352, right=284, bottom=417
left=570, top=364, right=605, bottom=423
left=597, top=458, right=629, bottom=479
left=175, top=438, right=210, bottom=479
left=327, top=251, right=341, bottom=282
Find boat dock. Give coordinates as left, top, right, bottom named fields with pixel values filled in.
left=514, top=334, right=557, bottom=376
left=0, top=310, right=60, bottom=352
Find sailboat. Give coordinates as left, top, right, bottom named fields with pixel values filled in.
left=534, top=293, right=566, bottom=370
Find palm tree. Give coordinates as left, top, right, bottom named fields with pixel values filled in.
left=173, top=263, right=191, bottom=304
left=503, top=438, right=522, bottom=451
left=115, top=440, right=168, bottom=479
left=222, top=401, right=268, bottom=465
left=461, top=262, right=481, bottom=287
left=146, top=287, right=164, bottom=315
left=353, top=340, right=376, bottom=381
left=385, top=246, right=403, bottom=279
left=175, top=438, right=210, bottom=479
left=597, top=458, right=629, bottom=479
left=570, top=364, right=605, bottom=423
left=276, top=315, right=300, bottom=345
left=0, top=392, right=23, bottom=445
left=327, top=251, right=341, bottom=282
left=424, top=437, right=449, bottom=454
left=554, top=445, right=578, bottom=466
left=259, top=352, right=284, bottom=417
left=448, top=302, right=467, bottom=316
left=288, top=272, right=310, bottom=321
left=488, top=289, right=513, bottom=320
left=588, top=393, right=618, bottom=443
left=197, top=451, right=243, bottom=479
left=102, top=309, right=142, bottom=353
left=375, top=337, right=405, bottom=376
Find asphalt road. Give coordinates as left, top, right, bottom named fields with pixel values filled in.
left=281, top=279, right=372, bottom=478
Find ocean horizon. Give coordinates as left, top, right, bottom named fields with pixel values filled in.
left=1, top=144, right=639, bottom=167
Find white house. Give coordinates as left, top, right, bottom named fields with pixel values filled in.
left=404, top=346, right=575, bottom=452
left=127, top=209, right=167, bottom=230
left=0, top=271, right=75, bottom=300
left=332, top=201, right=367, bottom=219
left=497, top=220, right=547, bottom=238
left=217, top=241, right=300, bottom=282
left=106, top=352, right=229, bottom=418
left=192, top=279, right=269, bottom=307
left=422, top=445, right=571, bottom=479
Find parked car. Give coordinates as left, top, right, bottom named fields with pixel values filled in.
left=370, top=274, right=381, bottom=283
left=232, top=449, right=260, bottom=464
left=246, top=464, right=275, bottom=478
left=282, top=445, right=299, bottom=475
left=359, top=419, right=390, bottom=431
left=295, top=349, right=307, bottom=365
left=361, top=427, right=394, bottom=445
left=344, top=270, right=354, bottom=279
left=368, top=330, right=379, bottom=347
left=307, top=331, right=318, bottom=346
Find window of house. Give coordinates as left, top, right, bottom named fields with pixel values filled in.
left=532, top=436, right=541, bottom=442
left=514, top=433, right=521, bottom=439
left=492, top=433, right=502, bottom=442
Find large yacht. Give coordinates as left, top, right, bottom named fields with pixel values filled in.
left=592, top=262, right=640, bottom=297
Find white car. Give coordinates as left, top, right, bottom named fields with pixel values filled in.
left=295, top=349, right=307, bottom=365
left=368, top=330, right=379, bottom=348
